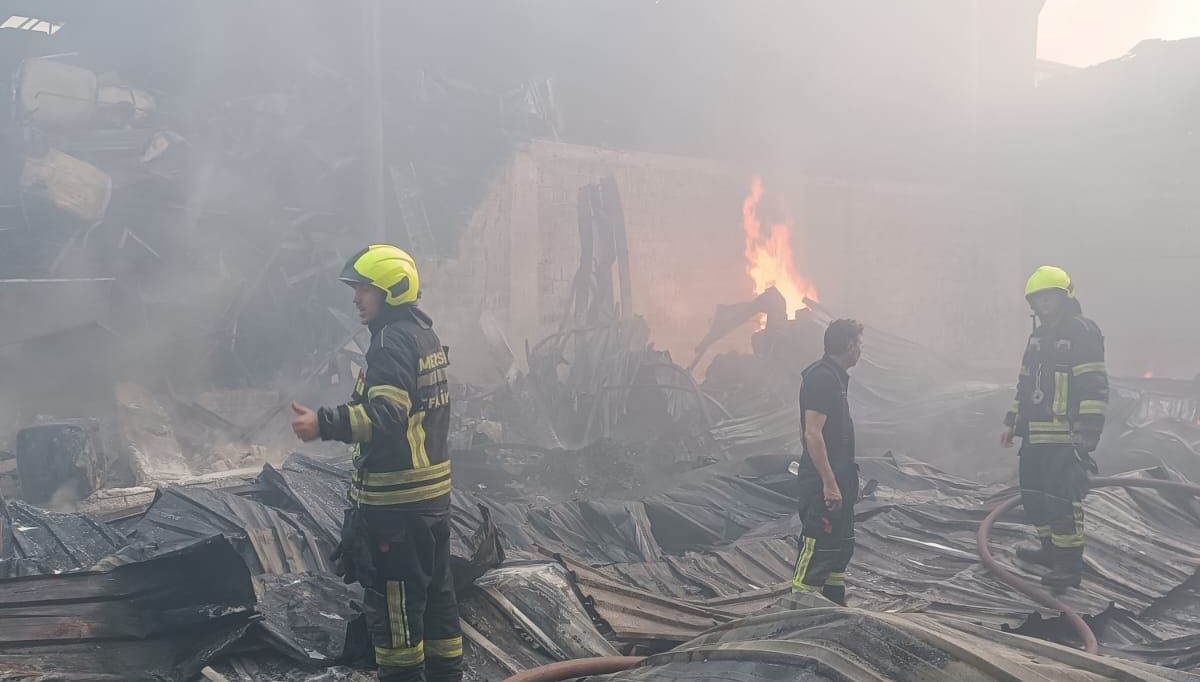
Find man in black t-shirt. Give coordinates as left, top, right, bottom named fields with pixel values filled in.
left=790, top=319, right=863, bottom=605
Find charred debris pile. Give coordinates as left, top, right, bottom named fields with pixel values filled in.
left=3, top=282, right=1200, bottom=680
left=4, top=215, right=1200, bottom=681
left=2, top=12, right=1200, bottom=682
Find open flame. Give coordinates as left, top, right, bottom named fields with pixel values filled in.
left=742, top=176, right=817, bottom=317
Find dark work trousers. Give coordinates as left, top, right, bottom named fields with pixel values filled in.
left=791, top=471, right=857, bottom=605
left=362, top=512, right=462, bottom=682
left=1018, top=444, right=1088, bottom=551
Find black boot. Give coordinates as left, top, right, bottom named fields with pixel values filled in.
left=1041, top=545, right=1083, bottom=588
left=427, top=655, right=464, bottom=682
left=822, top=584, right=846, bottom=606
left=1015, top=538, right=1054, bottom=568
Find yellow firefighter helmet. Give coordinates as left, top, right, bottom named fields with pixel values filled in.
left=338, top=244, right=420, bottom=306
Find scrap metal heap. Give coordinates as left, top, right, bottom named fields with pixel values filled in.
left=3, top=80, right=1200, bottom=675
left=1, top=11, right=1200, bottom=682
left=3, top=274, right=1200, bottom=680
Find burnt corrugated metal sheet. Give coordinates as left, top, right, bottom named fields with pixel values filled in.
left=469, top=450, right=1200, bottom=668
left=258, top=454, right=350, bottom=547
left=0, top=499, right=126, bottom=578
left=0, top=535, right=256, bottom=681
left=474, top=562, right=619, bottom=659
left=587, top=602, right=1200, bottom=682
left=124, top=484, right=333, bottom=575
left=559, top=556, right=739, bottom=643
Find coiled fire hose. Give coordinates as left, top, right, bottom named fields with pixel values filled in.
left=977, top=475, right=1200, bottom=655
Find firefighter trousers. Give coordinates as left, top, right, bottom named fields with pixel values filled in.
left=1019, top=444, right=1088, bottom=553
left=791, top=473, right=856, bottom=605
left=363, top=511, right=462, bottom=682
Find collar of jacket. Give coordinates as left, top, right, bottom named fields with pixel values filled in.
left=1035, top=303, right=1084, bottom=335
left=367, top=303, right=432, bottom=334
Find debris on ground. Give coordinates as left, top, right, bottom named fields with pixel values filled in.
left=1, top=8, right=1199, bottom=681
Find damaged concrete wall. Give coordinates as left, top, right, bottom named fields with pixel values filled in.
left=424, top=140, right=1026, bottom=384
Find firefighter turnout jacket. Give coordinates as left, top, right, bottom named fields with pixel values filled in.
left=1005, top=306, right=1108, bottom=448
left=318, top=304, right=452, bottom=513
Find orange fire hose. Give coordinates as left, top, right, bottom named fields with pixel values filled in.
left=977, top=475, right=1200, bottom=655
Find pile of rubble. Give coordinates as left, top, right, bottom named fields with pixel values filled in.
left=3, top=284, right=1200, bottom=680
left=2, top=13, right=1199, bottom=682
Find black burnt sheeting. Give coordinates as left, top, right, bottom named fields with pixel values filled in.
left=0, top=450, right=509, bottom=678
left=0, top=535, right=256, bottom=682
left=252, top=571, right=367, bottom=667
left=0, top=498, right=127, bottom=578
left=0, top=382, right=1198, bottom=677
left=124, top=484, right=334, bottom=575
left=460, top=446, right=1200, bottom=672
left=258, top=454, right=353, bottom=547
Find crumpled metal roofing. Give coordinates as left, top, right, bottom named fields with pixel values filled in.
left=2, top=334, right=1198, bottom=679
left=0, top=451, right=512, bottom=678
left=0, top=535, right=257, bottom=681
left=587, top=598, right=1200, bottom=682
left=0, top=499, right=127, bottom=577
left=124, top=484, right=334, bottom=575
left=465, top=448, right=1200, bottom=671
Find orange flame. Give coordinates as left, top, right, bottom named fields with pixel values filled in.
left=1143, top=371, right=1154, bottom=379
left=742, top=176, right=817, bottom=318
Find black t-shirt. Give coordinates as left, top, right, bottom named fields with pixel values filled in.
left=797, top=358, right=855, bottom=483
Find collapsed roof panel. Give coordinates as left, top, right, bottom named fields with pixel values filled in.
left=123, top=484, right=333, bottom=575
left=0, top=498, right=126, bottom=578
left=484, top=454, right=1200, bottom=663
left=474, top=562, right=619, bottom=661
left=0, top=535, right=256, bottom=681
left=258, top=453, right=352, bottom=547
left=590, top=600, right=1200, bottom=682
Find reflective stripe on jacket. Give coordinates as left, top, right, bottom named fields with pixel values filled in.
left=1005, top=311, right=1108, bottom=445
left=319, top=305, right=451, bottom=512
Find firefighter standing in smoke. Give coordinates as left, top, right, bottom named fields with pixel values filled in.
left=291, top=245, right=461, bottom=682
left=791, top=319, right=863, bottom=605
left=1002, top=266, right=1108, bottom=589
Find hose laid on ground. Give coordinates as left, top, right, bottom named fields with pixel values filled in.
left=977, top=475, right=1200, bottom=656
left=499, top=656, right=645, bottom=682
left=502, top=476, right=1200, bottom=680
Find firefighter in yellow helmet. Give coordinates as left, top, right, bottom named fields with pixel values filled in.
left=1001, top=266, right=1108, bottom=589
left=291, top=245, right=461, bottom=682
